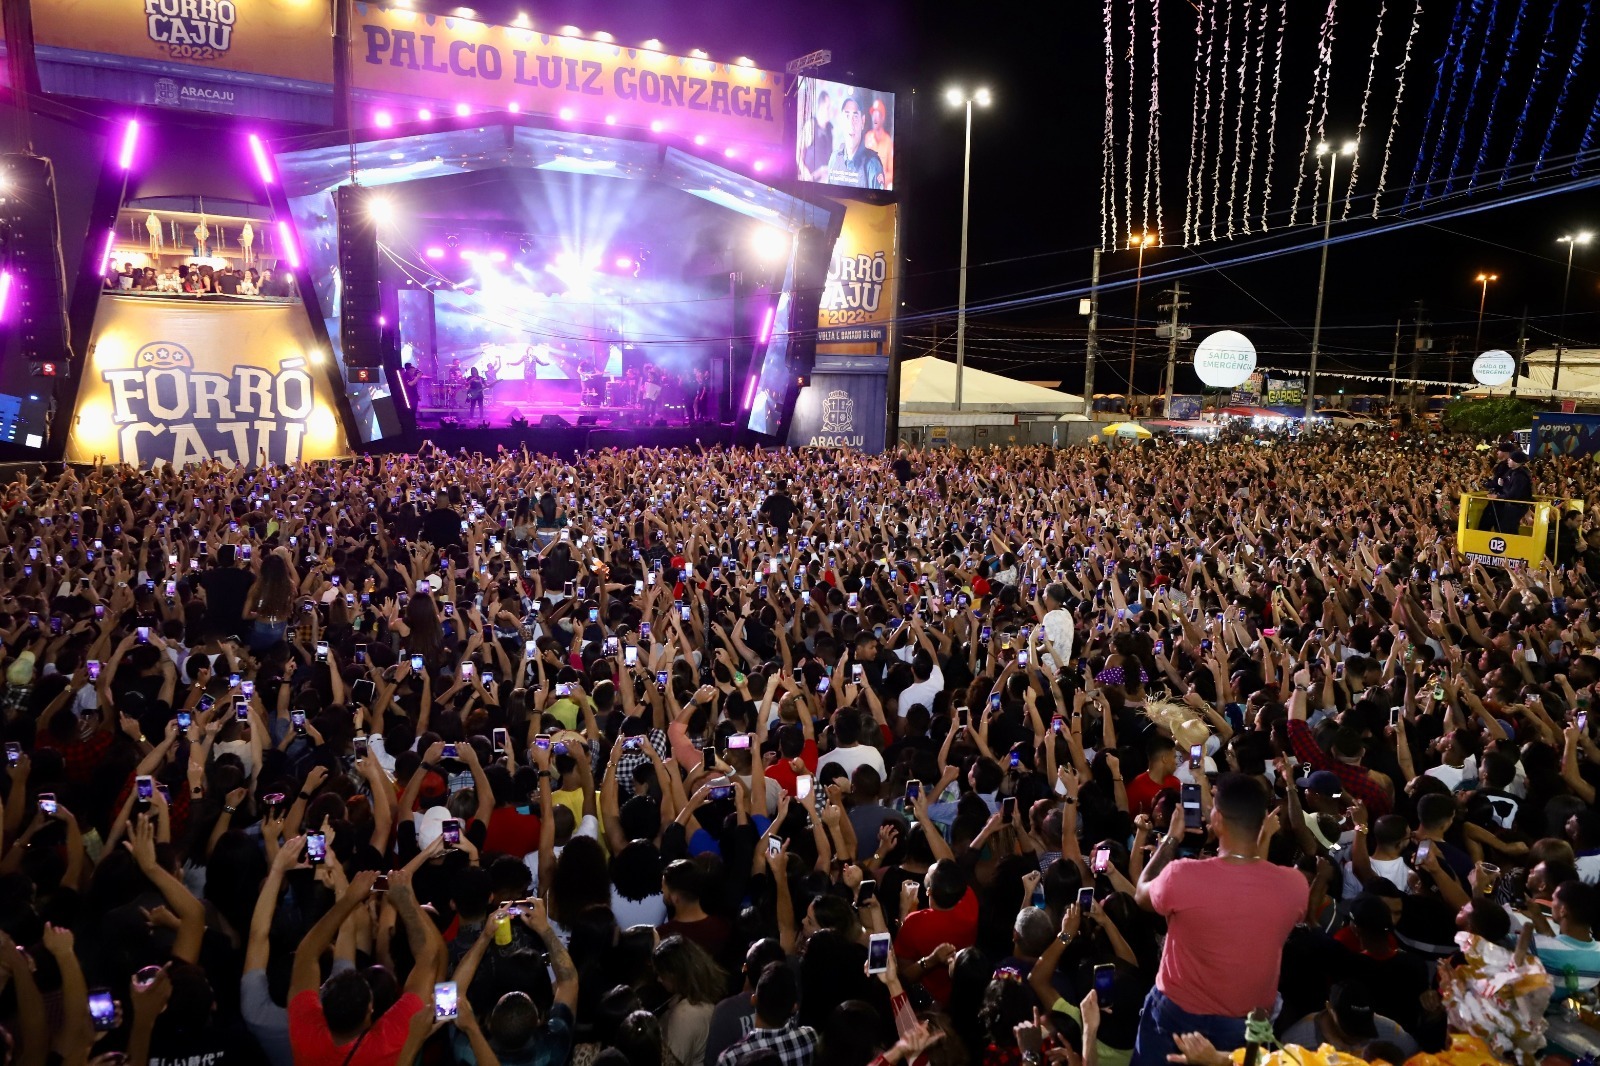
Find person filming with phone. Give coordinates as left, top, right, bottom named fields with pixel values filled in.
left=1130, top=773, right=1308, bottom=1066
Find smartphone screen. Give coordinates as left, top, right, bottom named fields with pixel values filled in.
left=89, top=989, right=117, bottom=1031
left=136, top=775, right=154, bottom=802
left=493, top=727, right=508, bottom=749
left=795, top=774, right=813, bottom=799
left=1094, top=963, right=1115, bottom=997
left=767, top=835, right=783, bottom=859
left=624, top=645, right=639, bottom=667
left=353, top=736, right=369, bottom=758
left=441, top=819, right=461, bottom=848
left=905, top=779, right=921, bottom=804
left=306, top=831, right=326, bottom=865
left=433, top=981, right=459, bottom=1020
left=1092, top=846, right=1111, bottom=873
left=727, top=733, right=752, bottom=750
left=1077, top=886, right=1095, bottom=910
left=1181, top=782, right=1202, bottom=823
left=1002, top=796, right=1017, bottom=818
left=867, top=933, right=892, bottom=974
left=1189, top=744, right=1204, bottom=769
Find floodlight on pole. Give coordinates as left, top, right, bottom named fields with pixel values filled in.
left=946, top=85, right=992, bottom=411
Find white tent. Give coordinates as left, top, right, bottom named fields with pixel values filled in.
left=899, top=357, right=1085, bottom=417
left=1463, top=348, right=1600, bottom=399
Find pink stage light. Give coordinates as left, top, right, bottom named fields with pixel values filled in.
left=419, top=108, right=434, bottom=120
left=759, top=305, right=776, bottom=343
left=276, top=221, right=300, bottom=269
left=0, top=271, right=12, bottom=325
left=374, top=110, right=394, bottom=128
left=558, top=107, right=575, bottom=120
left=378, top=315, right=387, bottom=327
left=649, top=120, right=664, bottom=133
left=753, top=160, right=767, bottom=172
left=460, top=249, right=479, bottom=261
left=742, top=374, right=759, bottom=412
left=487, top=250, right=508, bottom=263
left=614, top=256, right=633, bottom=270
left=724, top=147, right=737, bottom=158
left=508, top=101, right=521, bottom=113
left=98, top=229, right=117, bottom=275
left=116, top=119, right=141, bottom=170
left=425, top=246, right=446, bottom=259
left=454, top=103, right=471, bottom=117
left=693, top=135, right=707, bottom=146
left=247, top=133, right=275, bottom=185
left=605, top=114, right=617, bottom=125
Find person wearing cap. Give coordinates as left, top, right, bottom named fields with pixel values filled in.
left=1279, top=981, right=1417, bottom=1058
left=1476, top=441, right=1534, bottom=533
left=825, top=92, right=887, bottom=190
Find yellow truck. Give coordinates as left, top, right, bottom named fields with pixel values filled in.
left=1456, top=492, right=1580, bottom=569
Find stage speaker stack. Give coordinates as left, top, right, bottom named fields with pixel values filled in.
left=334, top=185, right=382, bottom=368
left=786, top=224, right=830, bottom=380
left=539, top=414, right=572, bottom=429
left=0, top=155, right=71, bottom=379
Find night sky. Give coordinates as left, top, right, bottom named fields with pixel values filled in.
left=415, top=0, right=1600, bottom=396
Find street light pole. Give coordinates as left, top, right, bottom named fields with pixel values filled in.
left=1473, top=272, right=1497, bottom=357
left=1125, top=233, right=1154, bottom=412
left=947, top=86, right=990, bottom=412
left=1555, top=233, right=1592, bottom=395
left=1306, top=140, right=1354, bottom=419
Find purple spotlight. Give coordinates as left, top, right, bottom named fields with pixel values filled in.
left=724, top=147, right=737, bottom=158
left=460, top=249, right=479, bottom=261
left=759, top=305, right=776, bottom=343
left=276, top=221, right=300, bottom=269
left=98, top=229, right=117, bottom=275
left=753, top=160, right=767, bottom=172
left=425, top=246, right=446, bottom=259
left=508, top=101, right=521, bottom=113
left=0, top=271, right=12, bottom=325
left=693, top=134, right=707, bottom=146
left=378, top=315, right=387, bottom=327
left=454, top=102, right=471, bottom=117
left=419, top=108, right=434, bottom=120
left=614, top=255, right=633, bottom=270
left=650, top=120, right=665, bottom=133
left=605, top=114, right=618, bottom=125
left=116, top=119, right=141, bottom=170
left=247, top=133, right=275, bottom=185
left=487, top=250, right=508, bottom=263
left=559, top=107, right=575, bottom=121
left=742, top=374, right=759, bottom=412
left=374, top=110, right=394, bottom=128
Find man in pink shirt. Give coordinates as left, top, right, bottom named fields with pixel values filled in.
left=1131, top=774, right=1308, bottom=1066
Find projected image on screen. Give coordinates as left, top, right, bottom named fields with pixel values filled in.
left=747, top=290, right=793, bottom=437
left=796, top=77, right=895, bottom=192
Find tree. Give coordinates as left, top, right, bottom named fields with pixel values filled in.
left=1442, top=397, right=1535, bottom=438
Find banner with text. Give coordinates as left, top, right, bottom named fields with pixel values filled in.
left=30, top=0, right=332, bottom=120
left=352, top=6, right=785, bottom=148
left=67, top=296, right=348, bottom=468
left=816, top=199, right=897, bottom=362
left=786, top=371, right=888, bottom=453
left=1533, top=411, right=1600, bottom=460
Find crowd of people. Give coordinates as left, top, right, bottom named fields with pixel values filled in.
left=0, top=433, right=1594, bottom=1066
left=106, top=262, right=300, bottom=299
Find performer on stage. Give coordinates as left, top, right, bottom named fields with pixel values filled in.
left=465, top=367, right=486, bottom=420
left=640, top=364, right=664, bottom=422
left=690, top=366, right=713, bottom=423
left=399, top=360, right=421, bottom=400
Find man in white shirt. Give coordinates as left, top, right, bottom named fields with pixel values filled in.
left=1423, top=729, right=1479, bottom=792
left=816, top=709, right=886, bottom=781
left=893, top=620, right=944, bottom=720
left=1040, top=583, right=1076, bottom=671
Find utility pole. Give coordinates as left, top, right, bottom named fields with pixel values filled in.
left=1512, top=307, right=1528, bottom=398
left=1158, top=281, right=1190, bottom=414
left=1083, top=248, right=1101, bottom=416
left=1387, top=318, right=1401, bottom=404
left=1407, top=301, right=1428, bottom=406
left=1445, top=335, right=1459, bottom=387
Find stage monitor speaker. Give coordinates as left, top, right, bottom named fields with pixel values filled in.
left=0, top=156, right=70, bottom=370
left=539, top=414, right=571, bottom=429
left=334, top=185, right=382, bottom=368
left=576, top=414, right=599, bottom=427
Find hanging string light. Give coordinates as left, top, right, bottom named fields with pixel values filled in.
left=1343, top=0, right=1388, bottom=218
left=1534, top=0, right=1592, bottom=177
left=1125, top=0, right=1138, bottom=241
left=1424, top=0, right=1484, bottom=195
left=1243, top=0, right=1271, bottom=232
left=1500, top=0, right=1560, bottom=188
left=1194, top=0, right=1220, bottom=241
left=1471, top=0, right=1532, bottom=189
left=1373, top=0, right=1424, bottom=215
left=1210, top=0, right=1236, bottom=241
left=1261, top=0, right=1288, bottom=231
left=1442, top=0, right=1497, bottom=196
left=1145, top=0, right=1165, bottom=243
left=1406, top=0, right=1467, bottom=208
left=1183, top=0, right=1209, bottom=245
left=1102, top=0, right=1117, bottom=249
left=1574, top=87, right=1600, bottom=176
left=1225, top=0, right=1256, bottom=238
left=1290, top=0, right=1338, bottom=227
left=1310, top=0, right=1338, bottom=216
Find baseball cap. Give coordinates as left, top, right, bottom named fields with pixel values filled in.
left=1300, top=770, right=1345, bottom=799
left=1329, top=982, right=1379, bottom=1040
